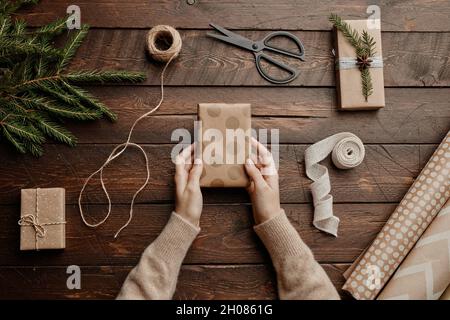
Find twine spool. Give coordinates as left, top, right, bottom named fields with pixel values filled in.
left=79, top=26, right=181, bottom=239
left=146, top=25, right=182, bottom=62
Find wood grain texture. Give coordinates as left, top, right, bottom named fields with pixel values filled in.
left=0, top=144, right=436, bottom=205
left=0, top=264, right=349, bottom=300
left=65, top=87, right=450, bottom=144
left=0, top=203, right=393, bottom=265
left=18, top=0, right=450, bottom=32
left=62, top=29, right=450, bottom=87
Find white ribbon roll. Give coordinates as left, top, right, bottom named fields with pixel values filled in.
left=305, top=132, right=365, bottom=236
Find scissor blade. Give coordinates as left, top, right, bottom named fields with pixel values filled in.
left=207, top=23, right=255, bottom=51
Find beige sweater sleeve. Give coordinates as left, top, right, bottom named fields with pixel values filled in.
left=116, top=212, right=200, bottom=300
left=254, top=210, right=340, bottom=300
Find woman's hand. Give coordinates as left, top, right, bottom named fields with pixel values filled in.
left=174, top=143, right=203, bottom=226
left=244, top=138, right=281, bottom=225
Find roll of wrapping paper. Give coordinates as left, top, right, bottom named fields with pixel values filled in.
left=440, top=284, right=450, bottom=300
left=343, top=130, right=450, bottom=300
left=377, top=200, right=450, bottom=299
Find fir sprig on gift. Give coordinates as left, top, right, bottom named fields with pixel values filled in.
left=329, top=13, right=376, bottom=101
left=0, top=0, right=146, bottom=156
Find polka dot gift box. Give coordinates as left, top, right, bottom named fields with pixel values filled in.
left=198, top=103, right=251, bottom=187
left=343, top=130, right=450, bottom=299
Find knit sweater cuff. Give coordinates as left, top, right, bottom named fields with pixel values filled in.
left=254, top=210, right=312, bottom=262
left=150, top=212, right=200, bottom=263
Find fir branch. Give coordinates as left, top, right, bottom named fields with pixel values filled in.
left=34, top=115, right=76, bottom=146
left=23, top=140, right=43, bottom=156
left=0, top=38, right=61, bottom=57
left=329, top=13, right=361, bottom=49
left=60, top=81, right=117, bottom=121
left=57, top=24, right=89, bottom=73
left=361, top=67, right=373, bottom=101
left=0, top=0, right=146, bottom=156
left=1, top=125, right=26, bottom=153
left=0, top=0, right=39, bottom=15
left=64, top=70, right=147, bottom=83
left=2, top=120, right=45, bottom=144
left=361, top=30, right=376, bottom=57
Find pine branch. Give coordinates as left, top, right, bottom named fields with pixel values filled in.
left=329, top=13, right=361, bottom=49
left=1, top=125, right=26, bottom=153
left=361, top=30, right=376, bottom=57
left=57, top=24, right=89, bottom=73
left=60, top=81, right=117, bottom=121
left=64, top=70, right=147, bottom=83
left=361, top=67, right=373, bottom=101
left=0, top=0, right=146, bottom=156
left=23, top=140, right=44, bottom=156
left=2, top=120, right=45, bottom=144
left=1, top=0, right=39, bottom=15
left=34, top=115, right=76, bottom=145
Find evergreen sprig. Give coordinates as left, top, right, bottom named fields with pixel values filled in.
left=0, top=0, right=146, bottom=156
left=329, top=13, right=376, bottom=101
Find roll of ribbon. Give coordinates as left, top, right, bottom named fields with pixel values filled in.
left=78, top=26, right=182, bottom=238
left=305, top=132, right=365, bottom=236
left=378, top=200, right=450, bottom=300
left=343, top=130, right=450, bottom=300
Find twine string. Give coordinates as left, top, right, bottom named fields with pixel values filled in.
left=78, top=26, right=182, bottom=239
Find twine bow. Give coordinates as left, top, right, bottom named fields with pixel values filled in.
left=18, top=214, right=46, bottom=238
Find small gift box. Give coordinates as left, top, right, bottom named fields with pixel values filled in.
left=198, top=103, right=251, bottom=187
left=333, top=19, right=385, bottom=110
left=19, top=188, right=66, bottom=250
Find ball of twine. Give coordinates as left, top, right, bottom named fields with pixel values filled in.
left=146, top=25, right=182, bottom=62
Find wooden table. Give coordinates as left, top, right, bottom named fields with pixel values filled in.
left=1, top=0, right=449, bottom=299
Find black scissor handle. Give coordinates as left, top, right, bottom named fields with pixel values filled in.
left=261, top=31, right=305, bottom=60
left=254, top=52, right=299, bottom=84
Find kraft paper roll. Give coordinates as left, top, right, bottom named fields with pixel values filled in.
left=378, top=200, right=450, bottom=300
left=440, top=284, right=450, bottom=300
left=343, top=130, right=450, bottom=300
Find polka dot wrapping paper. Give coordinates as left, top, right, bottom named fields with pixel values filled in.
left=198, top=103, right=251, bottom=187
left=377, top=199, right=450, bottom=300
left=343, top=130, right=450, bottom=300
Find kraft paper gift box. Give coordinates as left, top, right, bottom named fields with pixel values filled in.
left=333, top=19, right=385, bottom=110
left=19, top=188, right=66, bottom=250
left=198, top=103, right=251, bottom=187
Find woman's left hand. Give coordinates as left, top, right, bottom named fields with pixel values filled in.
left=174, top=143, right=203, bottom=226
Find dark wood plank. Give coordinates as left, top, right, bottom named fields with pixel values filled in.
left=0, top=264, right=349, bottom=299
left=0, top=144, right=435, bottom=205
left=19, top=0, right=450, bottom=32
left=63, top=29, right=450, bottom=87
left=0, top=203, right=393, bottom=265
left=67, top=87, right=450, bottom=144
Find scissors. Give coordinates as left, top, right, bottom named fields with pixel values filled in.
left=207, top=23, right=305, bottom=84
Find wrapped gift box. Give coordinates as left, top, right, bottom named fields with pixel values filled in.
left=19, top=188, right=66, bottom=250
left=333, top=19, right=385, bottom=110
left=198, top=103, right=251, bottom=187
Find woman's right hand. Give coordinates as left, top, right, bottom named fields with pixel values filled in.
left=244, top=138, right=282, bottom=225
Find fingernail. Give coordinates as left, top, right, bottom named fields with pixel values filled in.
left=246, top=158, right=253, bottom=165
left=194, top=158, right=202, bottom=165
